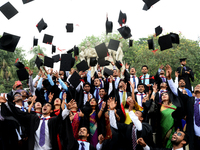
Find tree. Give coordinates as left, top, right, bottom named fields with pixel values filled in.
left=79, top=32, right=200, bottom=87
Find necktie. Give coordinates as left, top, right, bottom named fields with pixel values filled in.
left=132, top=76, right=136, bottom=89
left=194, top=99, right=200, bottom=127
left=143, top=75, right=146, bottom=84
left=132, top=124, right=137, bottom=150
left=21, top=106, right=25, bottom=112
left=183, top=66, right=186, bottom=70
left=99, top=99, right=103, bottom=109
left=80, top=142, right=85, bottom=150
left=95, top=88, right=99, bottom=99
left=159, top=90, right=163, bottom=103
left=100, top=79, right=102, bottom=88
left=180, top=66, right=183, bottom=76
left=39, top=118, right=46, bottom=147
left=161, top=76, right=166, bottom=82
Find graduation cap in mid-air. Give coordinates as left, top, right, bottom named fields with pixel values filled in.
left=143, top=0, right=160, bottom=11
left=115, top=60, right=123, bottom=70
left=106, top=18, right=113, bottom=34
left=22, top=0, right=34, bottom=4
left=0, top=2, right=18, bottom=20
left=44, top=56, right=54, bottom=68
left=68, top=71, right=81, bottom=88
left=118, top=26, right=132, bottom=39
left=170, top=32, right=180, bottom=44
left=66, top=23, right=73, bottom=32
left=155, top=25, right=162, bottom=36
left=16, top=68, right=29, bottom=81
left=90, top=57, right=98, bottom=66
left=60, top=54, right=72, bottom=71
left=118, top=10, right=127, bottom=26
left=52, top=54, right=60, bottom=63
left=36, top=18, right=48, bottom=33
left=107, top=39, right=120, bottom=51
left=158, top=34, right=173, bottom=51
left=52, top=45, right=56, bottom=54
left=0, top=32, right=20, bottom=52
left=147, top=38, right=155, bottom=50
left=35, top=56, right=43, bottom=69
left=43, top=34, right=53, bottom=45
left=33, top=37, right=38, bottom=47
left=76, top=60, right=89, bottom=72
left=95, top=43, right=108, bottom=59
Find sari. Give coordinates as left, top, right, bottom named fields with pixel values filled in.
left=90, top=111, right=98, bottom=147
left=160, top=104, right=176, bottom=148
left=71, top=113, right=80, bottom=140
left=104, top=113, right=112, bottom=140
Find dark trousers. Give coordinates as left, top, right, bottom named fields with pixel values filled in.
left=194, top=135, right=200, bottom=150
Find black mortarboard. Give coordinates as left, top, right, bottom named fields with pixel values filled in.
left=118, top=10, right=127, bottom=26
left=158, top=34, right=172, bottom=51
left=76, top=60, right=89, bottom=72
left=14, top=61, right=25, bottom=69
left=22, top=0, right=34, bottom=4
left=52, top=54, right=60, bottom=63
left=118, top=26, right=132, bottom=39
left=33, top=37, right=38, bottom=47
left=95, top=43, right=108, bottom=59
left=147, top=38, right=154, bottom=50
left=52, top=45, right=56, bottom=54
left=43, top=34, right=53, bottom=45
left=69, top=71, right=81, bottom=88
left=155, top=25, right=162, bottom=36
left=170, top=33, right=180, bottom=44
left=106, top=18, right=113, bottom=34
left=103, top=67, right=113, bottom=77
left=0, top=2, right=18, bottom=20
left=35, top=56, right=43, bottom=69
left=90, top=57, right=97, bottom=66
left=107, top=39, right=120, bottom=51
left=74, top=45, right=79, bottom=57
left=44, top=56, right=54, bottom=68
left=0, top=32, right=20, bottom=52
left=115, top=60, right=123, bottom=69
left=143, top=0, right=160, bottom=11
left=98, top=58, right=110, bottom=67
left=67, top=48, right=74, bottom=54
left=179, top=58, right=187, bottom=62
left=129, top=39, right=133, bottom=47
left=60, top=54, right=72, bottom=71
left=17, top=68, right=29, bottom=81
left=36, top=18, right=48, bottom=33
left=66, top=23, right=73, bottom=32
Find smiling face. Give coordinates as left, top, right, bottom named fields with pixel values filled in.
left=83, top=84, right=90, bottom=92
left=137, top=85, right=145, bottom=93
left=130, top=67, right=136, bottom=75
left=161, top=92, right=169, bottom=102
left=97, top=71, right=102, bottom=78
left=21, top=90, right=27, bottom=97
left=113, top=69, right=118, bottom=77
left=141, top=66, right=148, bottom=75
left=78, top=127, right=89, bottom=138
left=35, top=102, right=42, bottom=109
left=171, top=131, right=186, bottom=146
left=178, top=79, right=186, bottom=88
left=99, top=89, right=106, bottom=99
left=127, top=96, right=134, bottom=106
left=160, top=70, right=165, bottom=75
left=89, top=98, right=97, bottom=106
left=160, top=82, right=167, bottom=89
left=194, top=84, right=200, bottom=94
left=42, top=103, right=53, bottom=115
left=135, top=111, right=143, bottom=122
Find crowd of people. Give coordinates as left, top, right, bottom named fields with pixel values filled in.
left=0, top=57, right=199, bottom=150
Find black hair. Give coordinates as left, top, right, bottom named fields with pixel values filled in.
left=137, top=83, right=146, bottom=87
left=83, top=82, right=91, bottom=87
left=99, top=87, right=107, bottom=93
left=178, top=77, right=186, bottom=82
left=182, top=131, right=189, bottom=146
left=161, top=91, right=171, bottom=104
left=141, top=65, right=148, bottom=70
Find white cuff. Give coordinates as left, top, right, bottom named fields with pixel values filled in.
left=143, top=145, right=150, bottom=150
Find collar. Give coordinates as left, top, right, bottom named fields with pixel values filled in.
left=15, top=104, right=23, bottom=109
left=172, top=147, right=183, bottom=150
left=130, top=75, right=136, bottom=78
left=40, top=115, right=51, bottom=119
left=119, top=90, right=123, bottom=92
left=143, top=73, right=149, bottom=77
left=98, top=99, right=104, bottom=104
left=137, top=92, right=145, bottom=95
left=78, top=139, right=87, bottom=142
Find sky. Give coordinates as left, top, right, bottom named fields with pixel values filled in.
left=1, top=0, right=200, bottom=63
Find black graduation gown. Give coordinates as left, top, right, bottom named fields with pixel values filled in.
left=154, top=71, right=165, bottom=90
left=2, top=101, right=64, bottom=150
left=64, top=113, right=96, bottom=150
left=177, top=66, right=194, bottom=91
left=177, top=90, right=195, bottom=150
left=117, top=122, right=155, bottom=150
left=139, top=74, right=155, bottom=93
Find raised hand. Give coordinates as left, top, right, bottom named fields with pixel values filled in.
left=125, top=63, right=130, bottom=69
left=101, top=101, right=106, bottom=110
left=48, top=92, right=54, bottom=102
left=175, top=71, right=179, bottom=77
left=159, top=64, right=164, bottom=70
left=31, top=95, right=37, bottom=103
left=152, top=83, right=157, bottom=93
left=87, top=93, right=91, bottom=101
left=98, top=134, right=105, bottom=144
left=65, top=99, right=75, bottom=110
left=128, top=81, right=135, bottom=90
left=109, top=97, right=117, bottom=110
left=165, top=64, right=172, bottom=79
left=53, top=71, right=59, bottom=79
left=62, top=92, right=67, bottom=100
left=28, top=69, right=33, bottom=76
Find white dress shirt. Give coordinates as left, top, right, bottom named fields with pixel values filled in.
left=34, top=108, right=70, bottom=150
left=136, top=92, right=146, bottom=107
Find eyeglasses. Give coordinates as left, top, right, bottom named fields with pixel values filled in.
left=174, top=132, right=182, bottom=136
left=14, top=94, right=21, bottom=97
